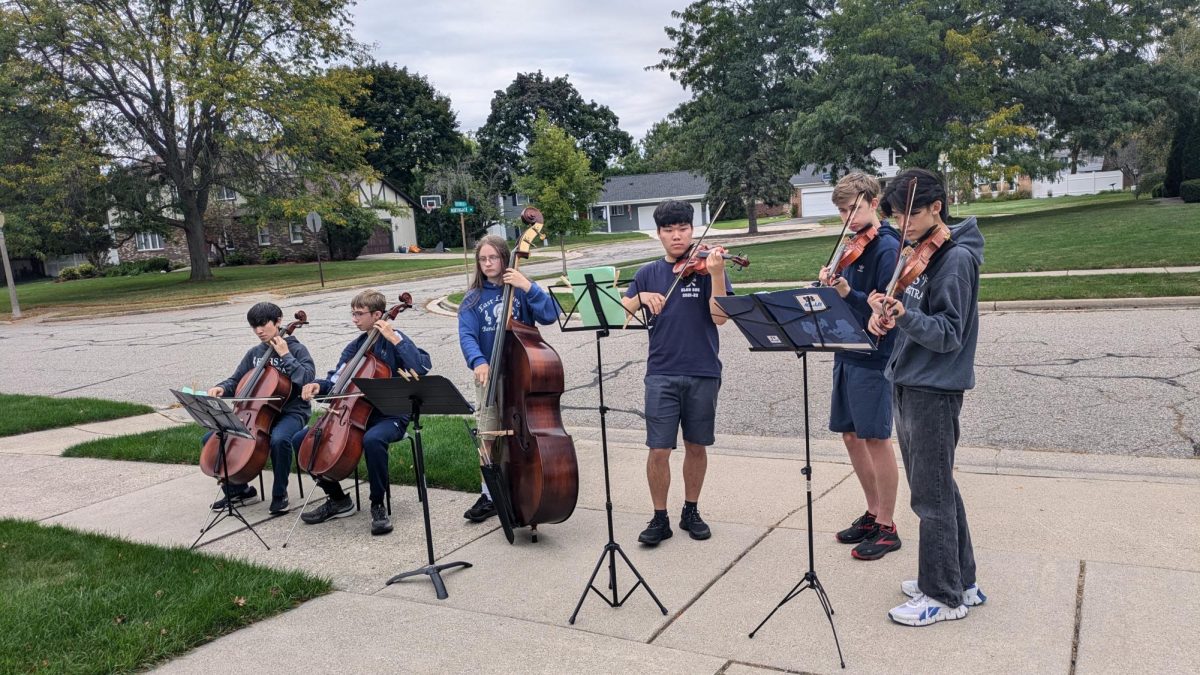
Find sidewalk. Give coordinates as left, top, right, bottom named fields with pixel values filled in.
left=1, top=419, right=1196, bottom=673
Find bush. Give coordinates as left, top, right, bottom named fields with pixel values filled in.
left=75, top=263, right=97, bottom=278
left=142, top=257, right=171, bottom=273
left=101, top=258, right=173, bottom=277
left=1135, top=173, right=1164, bottom=200
left=1180, top=179, right=1200, bottom=203
left=58, top=266, right=80, bottom=281
left=224, top=252, right=251, bottom=266
left=260, top=248, right=282, bottom=264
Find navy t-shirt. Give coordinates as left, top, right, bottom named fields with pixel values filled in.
left=625, top=259, right=734, bottom=378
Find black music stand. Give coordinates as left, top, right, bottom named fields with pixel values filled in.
left=171, top=389, right=271, bottom=551
left=556, top=271, right=669, bottom=624
left=716, top=287, right=874, bottom=670
left=353, top=376, right=472, bottom=600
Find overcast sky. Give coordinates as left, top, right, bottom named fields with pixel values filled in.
left=351, top=0, right=692, bottom=140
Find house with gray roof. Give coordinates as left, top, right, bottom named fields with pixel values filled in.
left=589, top=171, right=712, bottom=232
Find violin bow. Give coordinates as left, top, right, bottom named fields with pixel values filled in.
left=657, top=200, right=728, bottom=315
left=824, top=191, right=865, bottom=273
left=880, top=177, right=919, bottom=320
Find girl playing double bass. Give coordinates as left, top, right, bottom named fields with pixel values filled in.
left=457, top=234, right=559, bottom=523
left=293, top=289, right=431, bottom=536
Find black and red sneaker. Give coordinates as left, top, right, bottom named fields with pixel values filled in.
left=851, top=523, right=902, bottom=560
left=835, top=510, right=877, bottom=544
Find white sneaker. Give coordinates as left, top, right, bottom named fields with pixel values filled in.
left=901, top=580, right=987, bottom=606
left=889, top=593, right=968, bottom=626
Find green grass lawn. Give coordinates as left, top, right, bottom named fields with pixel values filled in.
left=711, top=214, right=793, bottom=230
left=0, top=518, right=330, bottom=674
left=707, top=198, right=1198, bottom=282
left=64, top=415, right=482, bottom=493
left=952, top=191, right=1134, bottom=217
left=979, top=272, right=1200, bottom=302
left=0, top=258, right=464, bottom=318
left=0, top=394, right=154, bottom=437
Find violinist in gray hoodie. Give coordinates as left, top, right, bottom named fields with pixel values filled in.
left=867, top=168, right=988, bottom=627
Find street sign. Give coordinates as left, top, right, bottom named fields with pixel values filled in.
left=449, top=205, right=475, bottom=214
left=453, top=200, right=469, bottom=208
left=305, top=211, right=323, bottom=234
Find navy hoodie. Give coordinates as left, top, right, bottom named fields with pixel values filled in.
left=837, top=221, right=901, bottom=369
left=458, top=281, right=560, bottom=370
left=216, top=334, right=315, bottom=418
left=884, top=217, right=985, bottom=392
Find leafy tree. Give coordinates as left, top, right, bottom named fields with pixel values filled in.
left=615, top=117, right=694, bottom=175
left=344, top=62, right=464, bottom=196
left=8, top=0, right=376, bottom=280
left=513, top=113, right=603, bottom=273
left=656, top=0, right=817, bottom=233
left=943, top=105, right=1038, bottom=203
left=477, top=71, right=632, bottom=189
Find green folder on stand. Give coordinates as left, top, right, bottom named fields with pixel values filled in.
left=565, top=266, right=628, bottom=329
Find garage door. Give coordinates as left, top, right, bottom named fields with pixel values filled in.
left=800, top=186, right=838, bottom=218
left=637, top=201, right=706, bottom=231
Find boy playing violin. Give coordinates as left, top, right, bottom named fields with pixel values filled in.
left=818, top=172, right=904, bottom=561
left=202, top=301, right=316, bottom=515
left=867, top=168, right=986, bottom=626
left=293, top=289, right=431, bottom=536
left=621, top=200, right=732, bottom=546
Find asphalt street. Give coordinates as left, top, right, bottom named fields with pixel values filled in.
left=2, top=236, right=1197, bottom=459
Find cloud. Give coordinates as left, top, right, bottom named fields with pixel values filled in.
left=351, top=0, right=691, bottom=139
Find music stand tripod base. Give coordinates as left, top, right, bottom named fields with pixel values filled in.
left=558, top=273, right=668, bottom=624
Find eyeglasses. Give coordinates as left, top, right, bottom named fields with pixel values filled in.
left=478, top=255, right=504, bottom=263
left=350, top=311, right=373, bottom=318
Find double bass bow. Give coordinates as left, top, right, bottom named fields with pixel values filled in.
left=200, top=310, right=309, bottom=484
left=297, top=293, right=414, bottom=482
left=482, top=207, right=578, bottom=541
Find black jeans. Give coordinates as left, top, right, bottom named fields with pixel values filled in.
left=893, top=384, right=976, bottom=608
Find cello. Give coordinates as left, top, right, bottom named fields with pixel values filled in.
left=200, top=310, right=309, bottom=484
left=483, top=207, right=578, bottom=539
left=297, top=292, right=414, bottom=482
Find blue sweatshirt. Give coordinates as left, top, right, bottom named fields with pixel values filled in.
left=458, top=280, right=560, bottom=370
left=216, top=335, right=315, bottom=418
left=884, top=217, right=985, bottom=393
left=315, top=330, right=432, bottom=424
left=837, top=221, right=901, bottom=369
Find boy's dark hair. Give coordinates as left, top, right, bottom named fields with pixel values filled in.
left=246, top=302, right=283, bottom=327
left=653, top=200, right=694, bottom=228
left=881, top=168, right=951, bottom=223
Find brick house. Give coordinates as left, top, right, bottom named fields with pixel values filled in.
left=111, top=177, right=420, bottom=266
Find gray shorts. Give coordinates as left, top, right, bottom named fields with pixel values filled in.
left=644, top=374, right=721, bottom=449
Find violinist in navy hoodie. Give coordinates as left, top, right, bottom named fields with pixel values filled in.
left=457, top=234, right=560, bottom=523
left=818, top=172, right=904, bottom=563
left=868, top=168, right=987, bottom=627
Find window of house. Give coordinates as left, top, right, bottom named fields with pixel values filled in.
left=289, top=222, right=304, bottom=244
left=257, top=225, right=270, bottom=246
left=611, top=205, right=627, bottom=217
left=135, top=232, right=164, bottom=251
left=222, top=229, right=235, bottom=251
left=214, top=185, right=237, bottom=201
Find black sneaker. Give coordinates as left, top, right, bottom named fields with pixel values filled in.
left=268, top=495, right=290, bottom=515
left=463, top=494, right=497, bottom=523
left=210, top=486, right=257, bottom=512
left=835, top=510, right=877, bottom=544
left=370, top=504, right=392, bottom=536
left=301, top=496, right=354, bottom=524
left=679, top=507, right=712, bottom=540
left=638, top=514, right=673, bottom=546
left=852, top=523, right=902, bottom=560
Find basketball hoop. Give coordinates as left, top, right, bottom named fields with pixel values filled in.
left=420, top=194, right=442, bottom=215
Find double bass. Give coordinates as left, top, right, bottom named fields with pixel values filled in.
left=298, top=293, right=414, bottom=482
left=200, top=310, right=309, bottom=484
left=483, top=207, right=578, bottom=539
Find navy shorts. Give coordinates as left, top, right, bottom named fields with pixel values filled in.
left=829, top=360, right=893, bottom=439
left=644, top=374, right=721, bottom=449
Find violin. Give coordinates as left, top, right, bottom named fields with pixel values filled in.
left=672, top=243, right=750, bottom=277
left=884, top=225, right=952, bottom=300
left=297, top=293, right=413, bottom=482
left=200, top=310, right=309, bottom=484
left=482, top=206, right=578, bottom=540
left=828, top=224, right=879, bottom=277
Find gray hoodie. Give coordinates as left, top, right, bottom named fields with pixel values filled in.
left=884, top=217, right=984, bottom=392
